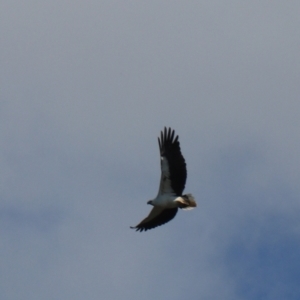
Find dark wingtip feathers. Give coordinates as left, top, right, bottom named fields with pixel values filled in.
left=159, top=127, right=179, bottom=154
left=130, top=208, right=178, bottom=232
left=130, top=226, right=148, bottom=232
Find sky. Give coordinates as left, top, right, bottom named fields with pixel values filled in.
left=1, top=1, right=300, bottom=299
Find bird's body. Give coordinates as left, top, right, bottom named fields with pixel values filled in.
left=150, top=194, right=178, bottom=208
left=131, top=127, right=196, bottom=232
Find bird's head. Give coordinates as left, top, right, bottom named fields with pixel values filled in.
left=147, top=200, right=154, bottom=206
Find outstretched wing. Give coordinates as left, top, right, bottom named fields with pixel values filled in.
left=130, top=207, right=178, bottom=232
left=158, top=127, right=187, bottom=196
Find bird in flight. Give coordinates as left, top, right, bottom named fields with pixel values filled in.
left=131, top=127, right=196, bottom=232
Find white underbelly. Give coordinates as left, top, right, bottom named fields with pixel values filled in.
left=153, top=194, right=178, bottom=208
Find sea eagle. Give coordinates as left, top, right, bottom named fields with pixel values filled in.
left=131, top=127, right=196, bottom=232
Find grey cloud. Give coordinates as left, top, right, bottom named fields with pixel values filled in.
left=1, top=1, right=300, bottom=299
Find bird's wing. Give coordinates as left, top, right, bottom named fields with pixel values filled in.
left=157, top=127, right=187, bottom=196
left=130, top=207, right=178, bottom=232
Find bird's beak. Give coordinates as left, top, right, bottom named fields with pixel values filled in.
left=147, top=200, right=153, bottom=205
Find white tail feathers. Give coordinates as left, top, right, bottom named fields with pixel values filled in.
left=175, top=194, right=197, bottom=210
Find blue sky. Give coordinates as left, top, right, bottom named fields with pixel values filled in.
left=1, top=1, right=300, bottom=299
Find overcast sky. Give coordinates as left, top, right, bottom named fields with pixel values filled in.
left=1, top=1, right=300, bottom=299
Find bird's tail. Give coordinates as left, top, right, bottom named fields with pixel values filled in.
left=175, top=194, right=197, bottom=210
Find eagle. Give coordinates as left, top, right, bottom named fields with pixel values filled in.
left=131, top=127, right=196, bottom=232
